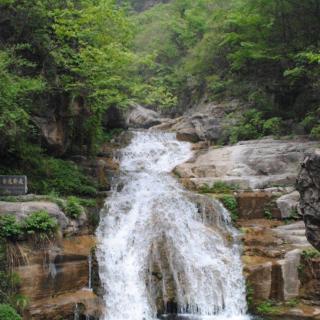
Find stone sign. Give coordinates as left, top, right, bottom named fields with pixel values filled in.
left=0, top=176, right=27, bottom=196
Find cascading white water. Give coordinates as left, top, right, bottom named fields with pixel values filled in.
left=97, top=131, right=250, bottom=320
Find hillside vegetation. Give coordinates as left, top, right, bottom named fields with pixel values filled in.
left=0, top=0, right=320, bottom=194
left=133, top=0, right=320, bottom=136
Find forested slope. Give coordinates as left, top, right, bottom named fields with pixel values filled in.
left=1, top=0, right=320, bottom=193
left=133, top=0, right=320, bottom=140
left=0, top=0, right=173, bottom=194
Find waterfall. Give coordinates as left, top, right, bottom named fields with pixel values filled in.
left=88, top=252, right=92, bottom=290
left=74, top=304, right=80, bottom=320
left=97, top=131, right=250, bottom=320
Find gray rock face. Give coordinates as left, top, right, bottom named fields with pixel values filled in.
left=153, top=102, right=236, bottom=143
left=276, top=191, right=300, bottom=219
left=33, top=116, right=68, bottom=155
left=175, top=138, right=317, bottom=190
left=297, top=151, right=320, bottom=250
left=126, top=104, right=163, bottom=129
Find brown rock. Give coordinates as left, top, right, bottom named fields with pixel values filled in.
left=14, top=236, right=97, bottom=319
left=236, top=191, right=281, bottom=219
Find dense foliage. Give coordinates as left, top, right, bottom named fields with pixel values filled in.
left=133, top=0, right=320, bottom=137
left=0, top=304, right=22, bottom=320
left=0, top=0, right=172, bottom=191
left=1, top=0, right=320, bottom=189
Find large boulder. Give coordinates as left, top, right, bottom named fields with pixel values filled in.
left=175, top=138, right=317, bottom=190
left=297, top=151, right=320, bottom=250
left=126, top=104, right=163, bottom=129
left=0, top=201, right=68, bottom=229
left=0, top=201, right=87, bottom=235
left=103, top=104, right=164, bottom=130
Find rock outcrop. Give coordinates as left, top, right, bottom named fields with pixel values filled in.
left=297, top=151, right=320, bottom=251
left=276, top=191, right=300, bottom=219
left=153, top=101, right=238, bottom=143
left=16, top=235, right=103, bottom=320
left=175, top=138, right=317, bottom=190
left=126, top=104, right=163, bottom=129
left=0, top=201, right=87, bottom=236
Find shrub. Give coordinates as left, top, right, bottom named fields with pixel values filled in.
left=18, top=157, right=98, bottom=197
left=311, top=124, right=320, bottom=140
left=0, top=304, right=21, bottom=320
left=301, top=248, right=320, bottom=259
left=0, top=216, right=22, bottom=241
left=220, top=195, right=238, bottom=222
left=263, top=117, right=282, bottom=136
left=65, top=197, right=83, bottom=219
left=22, top=211, right=58, bottom=236
left=228, top=109, right=283, bottom=144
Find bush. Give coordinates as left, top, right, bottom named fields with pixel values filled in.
left=311, top=124, right=320, bottom=140
left=263, top=117, right=282, bottom=136
left=229, top=109, right=283, bottom=144
left=22, top=211, right=58, bottom=236
left=301, top=248, right=320, bottom=259
left=0, top=304, right=21, bottom=320
left=65, top=197, right=83, bottom=219
left=0, top=216, right=22, bottom=241
left=220, top=195, right=238, bottom=222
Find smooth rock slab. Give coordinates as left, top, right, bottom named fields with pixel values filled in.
left=175, top=138, right=317, bottom=190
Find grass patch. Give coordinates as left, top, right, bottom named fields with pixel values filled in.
left=199, top=181, right=239, bottom=194
left=220, top=195, right=239, bottom=222
left=256, top=300, right=280, bottom=315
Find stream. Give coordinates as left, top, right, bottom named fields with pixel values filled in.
left=96, top=131, right=250, bottom=320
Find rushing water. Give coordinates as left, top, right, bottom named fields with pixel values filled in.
left=97, top=131, right=250, bottom=320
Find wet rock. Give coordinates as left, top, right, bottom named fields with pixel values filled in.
left=276, top=191, right=300, bottom=219
left=300, top=255, right=320, bottom=302
left=175, top=138, right=317, bottom=190
left=24, top=290, right=103, bottom=320
left=297, top=151, right=320, bottom=250
left=245, top=261, right=273, bottom=300
left=15, top=236, right=100, bottom=319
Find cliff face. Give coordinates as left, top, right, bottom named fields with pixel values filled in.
left=297, top=152, right=320, bottom=250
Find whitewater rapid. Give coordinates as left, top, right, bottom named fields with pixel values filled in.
left=96, top=131, right=250, bottom=320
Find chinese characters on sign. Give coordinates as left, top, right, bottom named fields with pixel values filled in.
left=0, top=176, right=27, bottom=196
